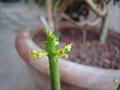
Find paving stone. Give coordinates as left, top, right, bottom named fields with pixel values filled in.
left=0, top=2, right=41, bottom=90
left=0, top=4, right=29, bottom=13
left=5, top=13, right=20, bottom=22
left=0, top=18, right=11, bottom=25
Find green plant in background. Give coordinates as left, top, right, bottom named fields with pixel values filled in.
left=113, top=79, right=120, bottom=90
left=31, top=30, right=72, bottom=90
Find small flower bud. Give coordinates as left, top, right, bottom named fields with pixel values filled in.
left=113, top=79, right=120, bottom=84
left=32, top=54, right=37, bottom=60
left=57, top=49, right=64, bottom=56
left=31, top=50, right=48, bottom=60
left=54, top=56, right=59, bottom=60
left=38, top=52, right=48, bottom=59
left=64, top=43, right=73, bottom=51
left=31, top=50, right=38, bottom=54
left=63, top=54, right=69, bottom=59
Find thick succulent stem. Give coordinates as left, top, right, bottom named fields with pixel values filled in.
left=46, top=33, right=61, bottom=90
left=48, top=56, right=61, bottom=90
left=31, top=30, right=72, bottom=90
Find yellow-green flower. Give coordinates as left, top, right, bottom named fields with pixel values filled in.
left=64, top=43, right=73, bottom=51
left=56, top=49, right=68, bottom=59
left=31, top=50, right=48, bottom=60
left=62, top=54, right=68, bottom=59
left=31, top=50, right=39, bottom=54
left=113, top=79, right=120, bottom=85
left=38, top=51, right=48, bottom=59
left=31, top=54, right=38, bottom=60
left=57, top=49, right=64, bottom=56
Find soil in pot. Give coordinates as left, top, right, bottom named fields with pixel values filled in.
left=33, top=27, right=120, bottom=69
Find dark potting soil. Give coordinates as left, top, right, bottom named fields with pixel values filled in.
left=33, top=28, right=120, bottom=69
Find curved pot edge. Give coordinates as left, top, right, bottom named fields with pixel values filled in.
left=15, top=23, right=120, bottom=90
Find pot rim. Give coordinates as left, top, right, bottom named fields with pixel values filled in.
left=16, top=22, right=120, bottom=90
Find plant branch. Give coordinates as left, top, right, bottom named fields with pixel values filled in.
left=54, top=0, right=61, bottom=11
left=57, top=0, right=73, bottom=16
left=85, top=0, right=108, bottom=17
left=53, top=0, right=61, bottom=31
left=45, top=0, right=54, bottom=30
left=100, top=15, right=109, bottom=44
left=61, top=13, right=101, bottom=26
left=39, top=16, right=51, bottom=30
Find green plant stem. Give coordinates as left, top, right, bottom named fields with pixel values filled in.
left=49, top=56, right=60, bottom=90
left=46, top=34, right=61, bottom=90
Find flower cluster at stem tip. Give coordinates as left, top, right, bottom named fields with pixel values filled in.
left=45, top=30, right=59, bottom=46
left=31, top=30, right=72, bottom=60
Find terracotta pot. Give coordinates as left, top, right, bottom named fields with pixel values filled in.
left=16, top=23, right=120, bottom=90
